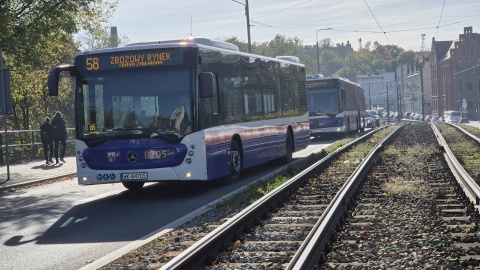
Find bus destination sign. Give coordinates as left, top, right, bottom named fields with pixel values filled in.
left=78, top=49, right=183, bottom=72
left=307, top=79, right=337, bottom=89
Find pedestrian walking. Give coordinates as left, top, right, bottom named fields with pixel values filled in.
left=51, top=111, right=67, bottom=164
left=40, top=117, right=53, bottom=164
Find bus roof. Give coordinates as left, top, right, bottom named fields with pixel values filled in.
left=306, top=74, right=324, bottom=80
left=306, top=75, right=354, bottom=84
left=75, top=37, right=239, bottom=56
left=275, top=56, right=300, bottom=63
left=127, top=37, right=240, bottom=51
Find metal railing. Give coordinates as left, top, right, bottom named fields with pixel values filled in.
left=0, top=128, right=75, bottom=164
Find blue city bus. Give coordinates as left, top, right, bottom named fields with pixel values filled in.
left=306, top=75, right=366, bottom=138
left=48, top=37, right=310, bottom=190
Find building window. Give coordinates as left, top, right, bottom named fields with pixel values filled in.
left=458, top=80, right=463, bottom=92
left=468, top=81, right=473, bottom=91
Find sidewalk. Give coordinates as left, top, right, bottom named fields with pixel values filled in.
left=0, top=156, right=77, bottom=190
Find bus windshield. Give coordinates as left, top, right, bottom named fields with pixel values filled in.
left=307, top=88, right=340, bottom=116
left=78, top=68, right=192, bottom=142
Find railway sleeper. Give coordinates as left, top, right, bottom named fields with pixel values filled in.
left=220, top=251, right=296, bottom=263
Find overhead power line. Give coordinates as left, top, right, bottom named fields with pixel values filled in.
left=363, top=0, right=390, bottom=45
left=436, top=0, right=446, bottom=39
left=252, top=0, right=315, bottom=20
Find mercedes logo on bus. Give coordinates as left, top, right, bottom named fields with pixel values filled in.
left=127, top=151, right=138, bottom=163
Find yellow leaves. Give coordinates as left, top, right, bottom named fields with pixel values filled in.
left=233, top=239, right=242, bottom=250
left=464, top=227, right=471, bottom=234
left=362, top=227, right=369, bottom=233
left=382, top=192, right=388, bottom=197
left=327, top=195, right=333, bottom=201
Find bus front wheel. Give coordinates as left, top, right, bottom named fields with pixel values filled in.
left=228, top=140, right=242, bottom=181
left=122, top=181, right=145, bottom=191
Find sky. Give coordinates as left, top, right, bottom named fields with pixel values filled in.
left=109, top=0, right=480, bottom=52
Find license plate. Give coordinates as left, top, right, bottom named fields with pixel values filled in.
left=121, top=172, right=148, bottom=180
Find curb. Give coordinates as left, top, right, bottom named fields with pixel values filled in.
left=0, top=173, right=77, bottom=191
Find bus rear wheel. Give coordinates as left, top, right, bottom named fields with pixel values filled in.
left=122, top=181, right=145, bottom=191
left=228, top=140, right=242, bottom=181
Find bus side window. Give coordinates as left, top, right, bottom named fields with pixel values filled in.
left=199, top=73, right=220, bottom=128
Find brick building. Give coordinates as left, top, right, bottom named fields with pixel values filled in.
left=430, top=26, right=480, bottom=120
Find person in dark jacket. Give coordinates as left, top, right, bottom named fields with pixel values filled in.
left=40, top=117, right=53, bottom=164
left=51, top=111, right=67, bottom=164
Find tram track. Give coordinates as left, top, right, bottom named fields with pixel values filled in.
left=99, top=122, right=480, bottom=269
left=157, top=126, right=399, bottom=269
left=317, top=122, right=480, bottom=269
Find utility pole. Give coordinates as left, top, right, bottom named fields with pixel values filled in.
left=420, top=58, right=425, bottom=120
left=386, top=83, right=390, bottom=125
left=231, top=0, right=252, bottom=53
left=0, top=48, right=10, bottom=179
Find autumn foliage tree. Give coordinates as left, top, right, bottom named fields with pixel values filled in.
left=0, top=0, right=118, bottom=131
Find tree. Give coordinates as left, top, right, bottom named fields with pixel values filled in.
left=1, top=0, right=118, bottom=131
left=397, top=50, right=416, bottom=64
left=79, top=25, right=129, bottom=51
left=319, top=50, right=340, bottom=76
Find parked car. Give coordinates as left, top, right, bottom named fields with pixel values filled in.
left=366, top=110, right=381, bottom=127
left=414, top=114, right=423, bottom=120
left=431, top=116, right=440, bottom=122
left=458, top=118, right=469, bottom=123
left=365, top=116, right=376, bottom=128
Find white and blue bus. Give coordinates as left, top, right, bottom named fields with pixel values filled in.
left=48, top=37, right=310, bottom=190
left=443, top=110, right=462, bottom=123
left=306, top=75, right=366, bottom=138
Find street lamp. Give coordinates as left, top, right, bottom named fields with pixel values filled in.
left=231, top=0, right=252, bottom=53
left=316, top=27, right=332, bottom=74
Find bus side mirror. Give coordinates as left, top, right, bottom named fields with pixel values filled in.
left=48, top=65, right=75, bottom=96
left=199, top=72, right=215, bottom=98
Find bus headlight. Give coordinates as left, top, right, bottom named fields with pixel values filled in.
left=188, top=150, right=194, bottom=156
left=186, top=158, right=192, bottom=164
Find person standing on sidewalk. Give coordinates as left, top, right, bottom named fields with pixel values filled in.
left=40, top=117, right=53, bottom=164
left=51, top=111, right=67, bottom=164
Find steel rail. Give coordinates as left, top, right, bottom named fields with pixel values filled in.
left=431, top=123, right=480, bottom=205
left=160, top=127, right=386, bottom=270
left=286, top=124, right=405, bottom=269
left=448, top=123, right=480, bottom=144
